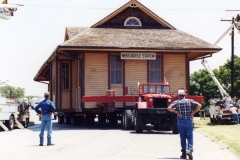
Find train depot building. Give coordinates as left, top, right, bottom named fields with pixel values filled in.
left=34, top=0, right=221, bottom=126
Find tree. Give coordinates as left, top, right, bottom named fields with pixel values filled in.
left=0, top=85, right=25, bottom=98
left=190, top=55, right=240, bottom=106
left=220, top=55, right=240, bottom=98
left=190, top=69, right=220, bottom=106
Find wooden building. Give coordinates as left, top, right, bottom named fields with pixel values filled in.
left=34, top=0, right=221, bottom=116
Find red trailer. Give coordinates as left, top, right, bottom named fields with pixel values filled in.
left=82, top=82, right=203, bottom=133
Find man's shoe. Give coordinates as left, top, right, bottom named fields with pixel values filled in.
left=180, top=153, right=186, bottom=159
left=187, top=151, right=193, bottom=160
left=39, top=144, right=43, bottom=146
left=47, top=144, right=55, bottom=146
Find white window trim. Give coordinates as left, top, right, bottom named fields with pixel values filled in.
left=124, top=17, right=142, bottom=26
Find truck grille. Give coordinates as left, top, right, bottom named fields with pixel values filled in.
left=153, top=98, right=168, bottom=109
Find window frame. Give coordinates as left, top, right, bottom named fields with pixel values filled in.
left=110, top=54, right=123, bottom=85
left=61, top=61, right=70, bottom=90
left=124, top=17, right=142, bottom=26
left=149, top=55, right=161, bottom=83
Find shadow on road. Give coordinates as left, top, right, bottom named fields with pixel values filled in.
left=24, top=121, right=174, bottom=135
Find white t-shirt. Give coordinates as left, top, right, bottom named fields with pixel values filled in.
left=223, top=97, right=233, bottom=109
left=229, top=107, right=238, bottom=114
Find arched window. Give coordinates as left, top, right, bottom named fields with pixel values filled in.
left=124, top=17, right=142, bottom=26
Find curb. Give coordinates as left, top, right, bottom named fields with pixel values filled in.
left=195, top=130, right=240, bottom=158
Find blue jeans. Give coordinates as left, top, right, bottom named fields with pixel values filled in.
left=177, top=119, right=194, bottom=154
left=232, top=114, right=238, bottom=124
left=39, top=114, right=52, bottom=145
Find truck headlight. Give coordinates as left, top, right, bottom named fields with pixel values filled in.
left=168, top=99, right=171, bottom=102
left=149, top=98, right=153, bottom=102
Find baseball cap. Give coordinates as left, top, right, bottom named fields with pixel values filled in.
left=177, top=89, right=185, bottom=95
left=44, top=92, right=50, bottom=96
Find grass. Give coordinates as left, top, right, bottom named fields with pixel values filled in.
left=194, top=117, right=240, bottom=156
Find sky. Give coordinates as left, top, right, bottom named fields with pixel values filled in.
left=0, top=0, right=240, bottom=96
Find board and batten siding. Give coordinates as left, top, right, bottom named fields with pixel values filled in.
left=163, top=54, right=186, bottom=93
left=125, top=60, right=147, bottom=106
left=85, top=53, right=108, bottom=109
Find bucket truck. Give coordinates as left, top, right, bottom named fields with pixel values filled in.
left=201, top=19, right=240, bottom=124
left=201, top=59, right=239, bottom=124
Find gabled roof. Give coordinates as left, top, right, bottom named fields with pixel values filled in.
left=91, top=0, right=175, bottom=29
left=62, top=27, right=220, bottom=51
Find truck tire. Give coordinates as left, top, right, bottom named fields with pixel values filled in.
left=135, top=111, right=143, bottom=133
left=5, top=116, right=15, bottom=130
left=124, top=110, right=132, bottom=130
left=172, top=116, right=179, bottom=134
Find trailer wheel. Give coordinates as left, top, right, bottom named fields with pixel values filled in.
left=124, top=110, right=132, bottom=130
left=122, top=111, right=126, bottom=129
left=58, top=116, right=64, bottom=124
left=5, top=116, right=15, bottom=130
left=172, top=116, right=179, bottom=134
left=86, top=115, right=95, bottom=125
left=109, top=114, right=118, bottom=125
left=135, top=111, right=143, bottom=133
left=154, top=124, right=159, bottom=130
left=98, top=114, right=106, bottom=123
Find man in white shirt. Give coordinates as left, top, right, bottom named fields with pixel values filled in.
left=223, top=96, right=233, bottom=109
left=229, top=106, right=238, bottom=124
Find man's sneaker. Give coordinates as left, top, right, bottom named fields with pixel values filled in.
left=180, top=153, right=186, bottom=159
left=39, top=144, right=43, bottom=146
left=47, top=144, right=55, bottom=146
left=187, top=151, right=193, bottom=160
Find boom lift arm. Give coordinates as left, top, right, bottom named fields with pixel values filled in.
left=201, top=59, right=230, bottom=98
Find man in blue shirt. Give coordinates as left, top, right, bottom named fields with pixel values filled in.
left=35, top=92, right=56, bottom=146
left=168, top=89, right=202, bottom=160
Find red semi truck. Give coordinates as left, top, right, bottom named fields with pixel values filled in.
left=81, top=82, right=203, bottom=133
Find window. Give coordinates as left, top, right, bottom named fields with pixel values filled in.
left=61, top=62, right=70, bottom=89
left=149, top=56, right=161, bottom=82
left=111, top=55, right=122, bottom=84
left=124, top=17, right=142, bottom=26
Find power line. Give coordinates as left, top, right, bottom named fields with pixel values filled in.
left=23, top=5, right=231, bottom=11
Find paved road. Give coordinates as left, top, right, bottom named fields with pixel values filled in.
left=0, top=118, right=239, bottom=160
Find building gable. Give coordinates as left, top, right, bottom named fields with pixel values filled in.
left=91, top=0, right=175, bottom=29
left=96, top=7, right=169, bottom=29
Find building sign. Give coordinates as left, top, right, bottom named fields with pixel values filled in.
left=121, top=52, right=156, bottom=60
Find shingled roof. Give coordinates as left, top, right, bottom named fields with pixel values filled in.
left=62, top=27, right=220, bottom=50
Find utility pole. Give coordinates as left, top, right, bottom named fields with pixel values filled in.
left=221, top=12, right=240, bottom=98
left=231, top=16, right=234, bottom=98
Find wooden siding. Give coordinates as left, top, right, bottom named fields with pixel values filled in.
left=125, top=60, right=147, bottom=106
left=85, top=53, right=108, bottom=108
left=163, top=54, right=186, bottom=93
left=62, top=91, right=70, bottom=109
